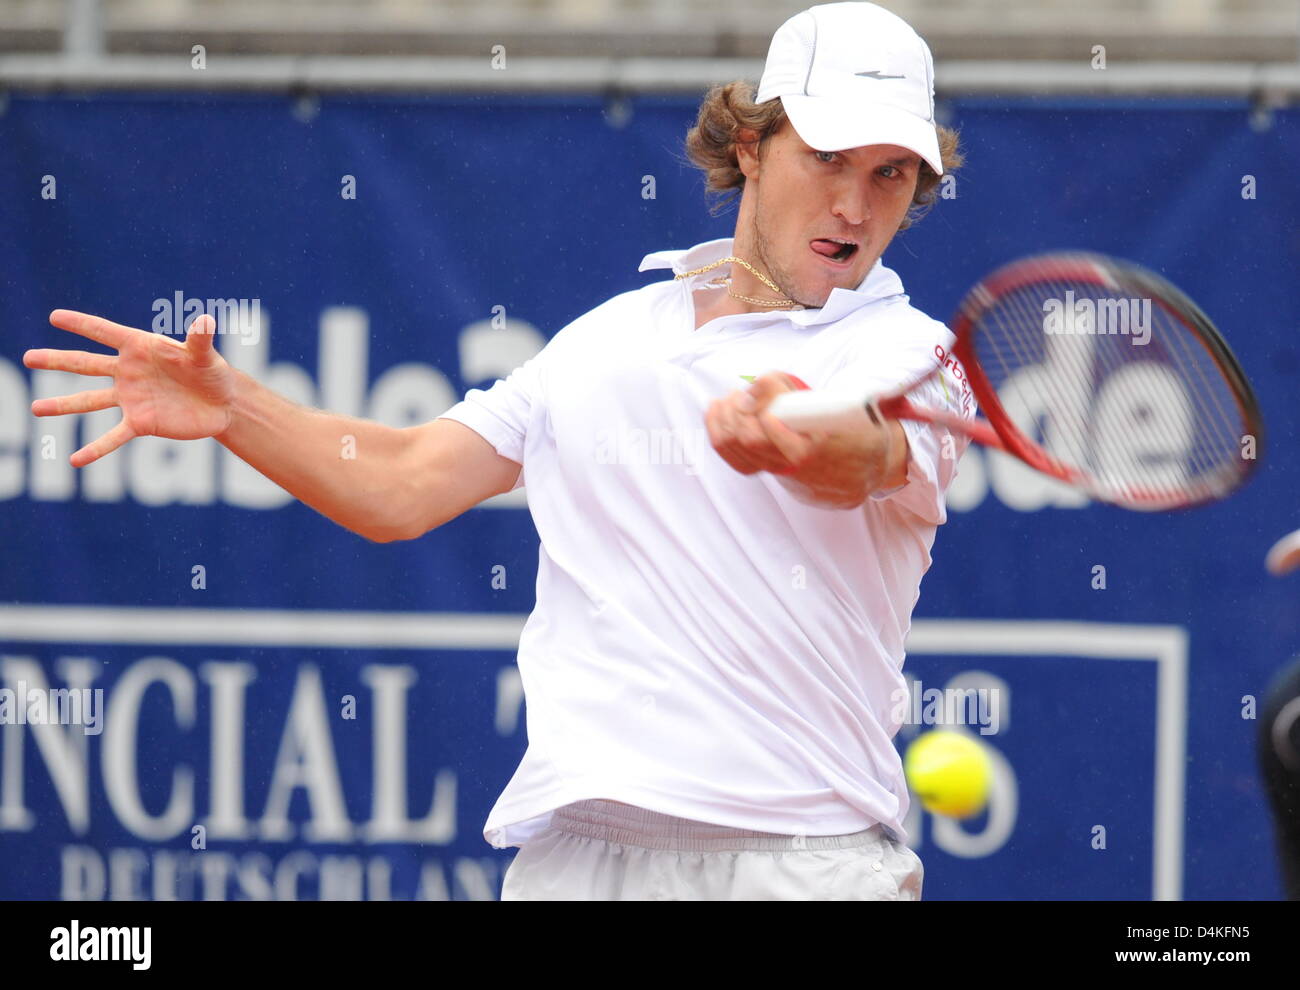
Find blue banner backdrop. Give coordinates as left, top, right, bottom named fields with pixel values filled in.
left=0, top=91, right=1296, bottom=900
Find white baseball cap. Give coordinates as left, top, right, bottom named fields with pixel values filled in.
left=755, top=2, right=943, bottom=175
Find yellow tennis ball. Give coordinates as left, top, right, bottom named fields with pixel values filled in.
left=904, top=730, right=992, bottom=819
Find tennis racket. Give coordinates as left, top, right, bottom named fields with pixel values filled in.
left=769, top=252, right=1264, bottom=511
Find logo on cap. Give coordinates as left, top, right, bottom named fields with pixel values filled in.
left=855, top=70, right=907, bottom=80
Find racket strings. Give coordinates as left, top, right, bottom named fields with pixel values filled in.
left=1003, top=278, right=1098, bottom=481
left=993, top=282, right=1224, bottom=499
left=1017, top=282, right=1237, bottom=498
left=1156, top=299, right=1246, bottom=471
left=1136, top=298, right=1246, bottom=485
left=982, top=278, right=1099, bottom=486
left=969, top=266, right=1252, bottom=505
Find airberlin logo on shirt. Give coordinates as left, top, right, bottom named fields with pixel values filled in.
left=934, top=345, right=974, bottom=417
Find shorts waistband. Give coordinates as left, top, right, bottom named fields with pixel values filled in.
left=549, top=799, right=889, bottom=853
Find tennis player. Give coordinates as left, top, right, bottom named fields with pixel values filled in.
left=26, top=1, right=969, bottom=900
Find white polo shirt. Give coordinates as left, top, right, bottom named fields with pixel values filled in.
left=438, top=237, right=974, bottom=849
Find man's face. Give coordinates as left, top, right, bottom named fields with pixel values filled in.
left=734, top=119, right=921, bottom=309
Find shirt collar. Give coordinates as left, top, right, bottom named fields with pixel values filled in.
left=638, top=237, right=906, bottom=327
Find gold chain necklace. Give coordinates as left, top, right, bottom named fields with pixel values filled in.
left=674, top=256, right=799, bottom=309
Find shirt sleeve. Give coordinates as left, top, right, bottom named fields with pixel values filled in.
left=433, top=291, right=628, bottom=492
left=821, top=321, right=976, bottom=526
left=867, top=373, right=972, bottom=526
left=436, top=355, right=543, bottom=492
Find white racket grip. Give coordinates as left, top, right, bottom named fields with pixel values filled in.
left=767, top=389, right=873, bottom=433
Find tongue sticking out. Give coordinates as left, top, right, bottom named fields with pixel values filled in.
left=811, top=239, right=852, bottom=260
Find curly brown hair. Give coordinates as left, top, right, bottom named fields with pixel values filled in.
left=683, top=80, right=962, bottom=230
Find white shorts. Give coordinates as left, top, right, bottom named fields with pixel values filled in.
left=499, top=798, right=924, bottom=901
